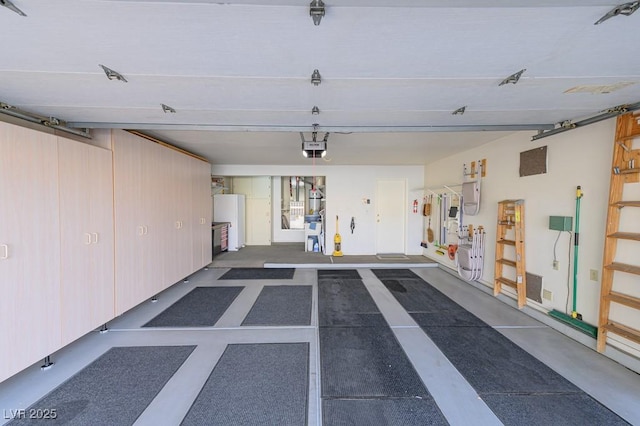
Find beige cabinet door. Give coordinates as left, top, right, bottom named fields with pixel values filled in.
left=161, top=148, right=192, bottom=287
left=113, top=130, right=148, bottom=315
left=0, top=123, right=61, bottom=382
left=58, top=139, right=114, bottom=346
left=191, top=158, right=212, bottom=269
left=234, top=176, right=271, bottom=246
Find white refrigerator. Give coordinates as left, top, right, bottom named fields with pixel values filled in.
left=213, top=194, right=246, bottom=251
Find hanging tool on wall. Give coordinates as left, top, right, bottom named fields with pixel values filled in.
left=427, top=194, right=434, bottom=243
left=333, top=215, right=343, bottom=257
left=571, top=186, right=584, bottom=320
left=548, top=186, right=597, bottom=338
left=350, top=217, right=355, bottom=234
left=423, top=195, right=431, bottom=216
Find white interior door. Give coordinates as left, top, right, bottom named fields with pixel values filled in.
left=375, top=179, right=406, bottom=254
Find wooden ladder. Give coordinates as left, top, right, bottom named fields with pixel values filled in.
left=597, top=113, right=640, bottom=353
left=494, top=199, right=527, bottom=308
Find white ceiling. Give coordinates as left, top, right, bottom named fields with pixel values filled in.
left=1, top=0, right=639, bottom=165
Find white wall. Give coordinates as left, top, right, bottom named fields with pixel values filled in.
left=211, top=164, right=425, bottom=255
left=424, top=118, right=640, bottom=358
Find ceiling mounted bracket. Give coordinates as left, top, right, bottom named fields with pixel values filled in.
left=0, top=100, right=91, bottom=139
left=99, top=64, right=128, bottom=83
left=309, top=0, right=325, bottom=26
left=452, top=106, right=466, bottom=115
left=559, top=120, right=575, bottom=129
left=532, top=101, right=640, bottom=141
left=595, top=1, right=639, bottom=25
left=0, top=0, right=26, bottom=16
left=161, top=103, right=176, bottom=113
left=499, top=69, right=526, bottom=86
left=311, top=69, right=322, bottom=86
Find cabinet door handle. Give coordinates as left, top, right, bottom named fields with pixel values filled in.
left=144, top=225, right=148, bottom=235
left=84, top=233, right=92, bottom=245
left=137, top=226, right=144, bottom=236
left=176, top=221, right=181, bottom=229
left=92, top=233, right=99, bottom=244
left=0, top=244, right=8, bottom=260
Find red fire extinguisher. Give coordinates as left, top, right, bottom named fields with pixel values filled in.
left=412, top=199, right=418, bottom=213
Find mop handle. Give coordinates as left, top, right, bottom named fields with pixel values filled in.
left=572, top=186, right=583, bottom=315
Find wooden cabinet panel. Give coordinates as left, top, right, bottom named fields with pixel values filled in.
left=0, top=122, right=61, bottom=383
left=113, top=131, right=211, bottom=314
left=191, top=158, right=212, bottom=269
left=58, top=139, right=114, bottom=346
left=142, top=140, right=166, bottom=296
left=113, top=130, right=149, bottom=315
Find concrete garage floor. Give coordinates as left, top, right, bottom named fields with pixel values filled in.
left=211, top=243, right=437, bottom=269
left=1, top=247, right=639, bottom=425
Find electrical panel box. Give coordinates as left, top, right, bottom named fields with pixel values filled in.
left=549, top=216, right=573, bottom=232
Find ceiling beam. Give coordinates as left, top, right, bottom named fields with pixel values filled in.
left=67, top=122, right=554, bottom=132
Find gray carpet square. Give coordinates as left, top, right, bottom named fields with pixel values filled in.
left=482, top=393, right=629, bottom=425
left=372, top=268, right=420, bottom=279
left=422, top=326, right=580, bottom=394
left=181, top=343, right=308, bottom=426
left=143, top=287, right=243, bottom=327
left=9, top=346, right=195, bottom=426
left=219, top=267, right=295, bottom=280
left=320, top=327, right=429, bottom=398
left=318, top=269, right=361, bottom=280
left=318, top=279, right=381, bottom=327
left=380, top=278, right=464, bottom=313
left=323, top=398, right=448, bottom=426
left=411, top=311, right=488, bottom=327
left=242, top=285, right=312, bottom=326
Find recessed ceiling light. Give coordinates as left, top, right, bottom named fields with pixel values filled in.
left=0, top=0, right=26, bottom=17
left=99, top=64, right=128, bottom=83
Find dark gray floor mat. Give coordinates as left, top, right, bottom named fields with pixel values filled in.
left=181, top=343, right=308, bottom=426
left=318, top=269, right=361, bottom=280
left=219, top=267, right=295, bottom=280
left=421, top=326, right=580, bottom=394
left=323, top=398, right=448, bottom=426
left=411, top=311, right=488, bottom=327
left=320, top=327, right=429, bottom=398
left=381, top=278, right=463, bottom=313
left=386, top=274, right=628, bottom=424
left=143, top=287, right=243, bottom=327
left=372, top=268, right=421, bottom=279
left=242, top=285, right=312, bottom=326
left=318, top=279, right=382, bottom=327
left=483, top=393, right=629, bottom=426
left=9, top=346, right=195, bottom=426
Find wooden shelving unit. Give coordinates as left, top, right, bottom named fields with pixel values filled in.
left=597, top=113, right=640, bottom=353
left=494, top=199, right=527, bottom=308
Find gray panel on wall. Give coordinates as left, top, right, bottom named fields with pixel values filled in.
left=526, top=272, right=543, bottom=303
left=520, top=146, right=547, bottom=177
